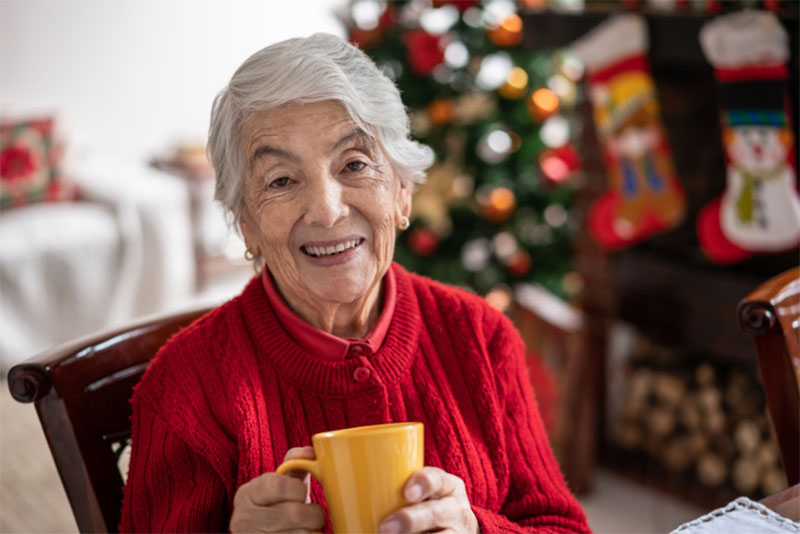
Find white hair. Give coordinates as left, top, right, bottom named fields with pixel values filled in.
left=208, top=33, right=434, bottom=222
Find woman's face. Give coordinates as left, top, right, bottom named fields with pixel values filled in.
left=238, top=100, right=411, bottom=307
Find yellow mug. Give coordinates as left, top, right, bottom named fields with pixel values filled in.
left=276, top=422, right=424, bottom=533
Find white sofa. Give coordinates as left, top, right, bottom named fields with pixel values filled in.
left=0, top=155, right=195, bottom=370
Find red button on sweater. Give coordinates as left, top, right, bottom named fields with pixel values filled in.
left=120, top=263, right=590, bottom=533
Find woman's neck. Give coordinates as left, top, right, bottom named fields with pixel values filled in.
left=274, top=277, right=383, bottom=339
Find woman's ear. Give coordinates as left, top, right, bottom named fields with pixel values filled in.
left=399, top=179, right=413, bottom=220
left=238, top=210, right=261, bottom=257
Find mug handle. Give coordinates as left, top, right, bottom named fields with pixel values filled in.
left=276, top=458, right=322, bottom=482
left=276, top=459, right=323, bottom=534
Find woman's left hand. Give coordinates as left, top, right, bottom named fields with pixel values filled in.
left=378, top=467, right=479, bottom=534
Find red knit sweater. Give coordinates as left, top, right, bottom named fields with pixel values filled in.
left=120, top=263, right=590, bottom=533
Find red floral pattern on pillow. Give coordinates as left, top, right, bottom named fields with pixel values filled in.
left=0, top=117, right=74, bottom=210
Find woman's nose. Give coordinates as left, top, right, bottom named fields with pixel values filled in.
left=303, top=172, right=349, bottom=228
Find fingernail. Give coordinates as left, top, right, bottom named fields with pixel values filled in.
left=380, top=519, right=401, bottom=534
left=405, top=483, right=422, bottom=501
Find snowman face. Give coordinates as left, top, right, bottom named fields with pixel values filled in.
left=726, top=126, right=787, bottom=172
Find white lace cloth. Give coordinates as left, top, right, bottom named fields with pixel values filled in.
left=673, top=497, right=799, bottom=534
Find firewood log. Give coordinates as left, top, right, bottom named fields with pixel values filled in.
left=618, top=420, right=643, bottom=449
left=732, top=456, right=760, bottom=494
left=649, top=405, right=677, bottom=437
left=679, top=395, right=702, bottom=431
left=662, top=436, right=693, bottom=472
left=653, top=372, right=685, bottom=406
left=697, top=452, right=727, bottom=487
left=761, top=467, right=787, bottom=496
left=734, top=420, right=762, bottom=455
left=755, top=441, right=780, bottom=470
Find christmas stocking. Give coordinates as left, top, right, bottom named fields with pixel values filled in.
left=571, top=15, right=686, bottom=250
left=697, top=10, right=800, bottom=264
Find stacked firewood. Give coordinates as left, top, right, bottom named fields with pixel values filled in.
left=614, top=359, right=786, bottom=497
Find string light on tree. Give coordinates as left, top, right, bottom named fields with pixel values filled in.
left=498, top=67, right=529, bottom=99
left=486, top=14, right=523, bottom=48
left=477, top=126, right=515, bottom=164
left=485, top=284, right=513, bottom=313
left=427, top=98, right=456, bottom=126
left=527, top=88, right=560, bottom=122
left=479, top=185, right=517, bottom=223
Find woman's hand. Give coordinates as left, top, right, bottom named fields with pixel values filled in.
left=230, top=447, right=325, bottom=533
left=379, top=467, right=479, bottom=534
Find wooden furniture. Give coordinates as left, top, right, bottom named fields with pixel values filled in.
left=738, top=267, right=800, bottom=488
left=7, top=306, right=211, bottom=533
left=760, top=483, right=800, bottom=522
left=513, top=284, right=595, bottom=494
left=151, top=157, right=250, bottom=291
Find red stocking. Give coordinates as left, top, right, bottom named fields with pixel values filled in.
left=571, top=15, right=686, bottom=250
left=697, top=10, right=800, bottom=264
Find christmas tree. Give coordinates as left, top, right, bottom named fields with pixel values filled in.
left=340, top=0, right=586, bottom=302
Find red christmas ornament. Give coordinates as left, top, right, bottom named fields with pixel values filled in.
left=407, top=227, right=440, bottom=256
left=555, top=144, right=581, bottom=172
left=404, top=30, right=444, bottom=77
left=539, top=146, right=580, bottom=185
left=432, top=0, right=478, bottom=11
left=507, top=251, right=532, bottom=277
left=705, top=0, right=721, bottom=14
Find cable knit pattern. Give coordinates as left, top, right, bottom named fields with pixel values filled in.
left=120, top=263, right=590, bottom=533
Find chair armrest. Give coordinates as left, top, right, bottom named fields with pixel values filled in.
left=759, top=483, right=800, bottom=522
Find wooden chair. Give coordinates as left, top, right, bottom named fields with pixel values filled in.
left=738, top=267, right=800, bottom=488
left=7, top=306, right=211, bottom=533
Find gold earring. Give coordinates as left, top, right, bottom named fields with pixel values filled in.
left=398, top=216, right=410, bottom=230
left=244, top=249, right=255, bottom=261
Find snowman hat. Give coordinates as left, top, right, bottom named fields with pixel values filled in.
left=700, top=10, right=789, bottom=128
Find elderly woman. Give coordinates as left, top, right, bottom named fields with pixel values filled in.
left=120, top=34, right=590, bottom=534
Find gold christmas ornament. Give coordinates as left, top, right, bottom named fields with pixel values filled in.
left=411, top=132, right=468, bottom=236
left=527, top=88, right=560, bottom=123
left=486, top=14, right=523, bottom=48
left=498, top=67, right=529, bottom=99
left=427, top=98, right=455, bottom=126
left=481, top=186, right=516, bottom=223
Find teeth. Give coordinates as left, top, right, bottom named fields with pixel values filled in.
left=304, top=239, right=360, bottom=257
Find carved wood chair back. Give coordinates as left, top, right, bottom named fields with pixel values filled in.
left=7, top=306, right=211, bottom=533
left=738, top=267, right=800, bottom=487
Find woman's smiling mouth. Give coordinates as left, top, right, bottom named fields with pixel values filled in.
left=300, top=237, right=365, bottom=258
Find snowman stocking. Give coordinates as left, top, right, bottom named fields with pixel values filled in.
left=697, top=10, right=800, bottom=264
left=571, top=15, right=686, bottom=250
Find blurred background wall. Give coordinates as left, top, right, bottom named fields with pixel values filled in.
left=1, top=0, right=344, bottom=163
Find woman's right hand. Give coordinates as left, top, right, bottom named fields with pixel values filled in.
left=230, top=446, right=325, bottom=533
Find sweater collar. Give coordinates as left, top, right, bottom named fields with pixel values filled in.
left=241, top=262, right=421, bottom=397
left=260, top=267, right=396, bottom=361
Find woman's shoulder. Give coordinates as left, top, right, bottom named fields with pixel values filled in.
left=132, top=278, right=259, bottom=404
left=395, top=264, right=512, bottom=341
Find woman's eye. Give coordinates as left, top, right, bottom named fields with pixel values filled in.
left=345, top=161, right=367, bottom=172
left=269, top=177, right=291, bottom=188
